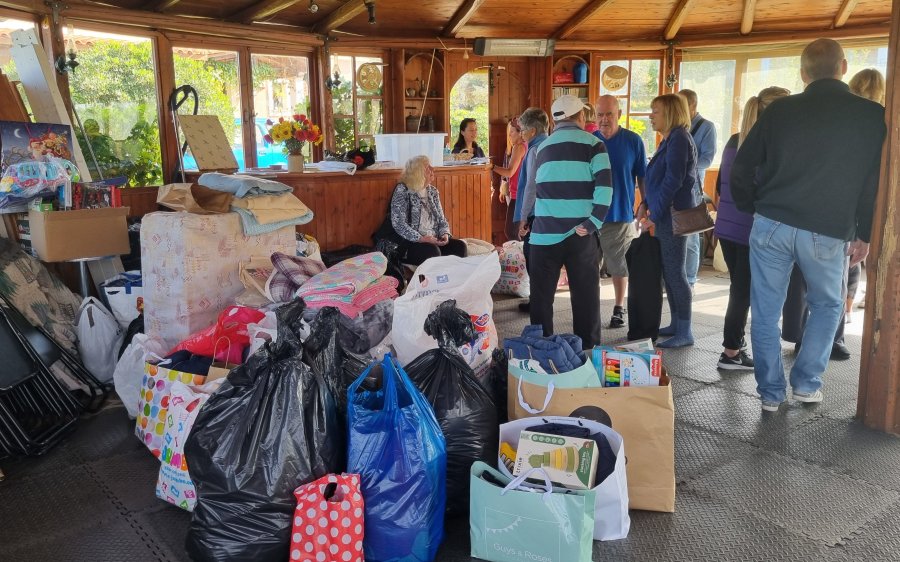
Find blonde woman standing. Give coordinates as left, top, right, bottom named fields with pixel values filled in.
left=644, top=94, right=698, bottom=348
left=715, top=87, right=790, bottom=370
left=493, top=117, right=527, bottom=241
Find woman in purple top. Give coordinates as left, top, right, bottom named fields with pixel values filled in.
left=715, top=86, right=790, bottom=370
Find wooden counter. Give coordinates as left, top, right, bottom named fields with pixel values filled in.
left=124, top=164, right=493, bottom=252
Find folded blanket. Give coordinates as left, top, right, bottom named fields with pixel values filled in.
left=198, top=172, right=293, bottom=198
left=295, top=252, right=388, bottom=300
left=233, top=206, right=313, bottom=236
left=266, top=252, right=327, bottom=303
left=311, top=161, right=357, bottom=175
left=232, top=192, right=310, bottom=225
left=302, top=276, right=399, bottom=318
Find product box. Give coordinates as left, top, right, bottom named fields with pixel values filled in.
left=373, top=133, right=447, bottom=167
left=512, top=430, right=599, bottom=490
left=591, top=346, right=663, bottom=387
left=28, top=207, right=130, bottom=262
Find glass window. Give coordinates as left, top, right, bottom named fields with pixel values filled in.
left=845, top=45, right=889, bottom=89
left=742, top=56, right=803, bottom=104
left=598, top=58, right=661, bottom=153
left=0, top=17, right=37, bottom=117
left=251, top=53, right=312, bottom=167
left=449, top=70, right=489, bottom=151
left=66, top=28, right=163, bottom=185
left=173, top=47, right=243, bottom=170
left=330, top=54, right=383, bottom=152
left=680, top=60, right=736, bottom=167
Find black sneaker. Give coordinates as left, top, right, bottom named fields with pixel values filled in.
left=717, top=350, right=755, bottom=371
left=609, top=306, right=626, bottom=328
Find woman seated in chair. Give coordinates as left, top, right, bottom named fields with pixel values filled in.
left=377, top=155, right=467, bottom=266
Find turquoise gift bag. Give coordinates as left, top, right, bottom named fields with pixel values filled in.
left=470, top=461, right=595, bottom=562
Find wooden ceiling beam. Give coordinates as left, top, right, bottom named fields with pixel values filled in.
left=312, top=0, right=366, bottom=34
left=834, top=0, right=860, bottom=29
left=664, top=0, right=696, bottom=40
left=442, top=0, right=486, bottom=38
left=740, top=0, right=756, bottom=36
left=227, top=0, right=301, bottom=24
left=146, top=0, right=182, bottom=12
left=553, top=0, right=615, bottom=41
left=676, top=22, right=888, bottom=48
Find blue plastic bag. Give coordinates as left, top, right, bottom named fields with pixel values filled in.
left=347, top=353, right=447, bottom=562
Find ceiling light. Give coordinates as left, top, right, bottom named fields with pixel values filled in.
left=365, top=0, right=376, bottom=24
left=309, top=0, right=319, bottom=13
left=473, top=38, right=555, bottom=57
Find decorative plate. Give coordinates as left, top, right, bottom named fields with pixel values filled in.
left=357, top=63, right=383, bottom=92
left=601, top=65, right=629, bottom=92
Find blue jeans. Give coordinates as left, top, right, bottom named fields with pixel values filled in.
left=749, top=214, right=847, bottom=403
left=685, top=233, right=701, bottom=285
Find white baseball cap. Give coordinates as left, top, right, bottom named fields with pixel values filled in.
left=551, top=95, right=587, bottom=121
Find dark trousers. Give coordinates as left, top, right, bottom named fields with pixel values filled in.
left=782, top=261, right=847, bottom=345
left=404, top=238, right=467, bottom=266
left=504, top=199, right=518, bottom=242
left=529, top=233, right=601, bottom=347
left=720, top=239, right=751, bottom=350
left=521, top=216, right=534, bottom=279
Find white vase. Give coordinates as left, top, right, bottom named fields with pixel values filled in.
left=287, top=152, right=304, bottom=173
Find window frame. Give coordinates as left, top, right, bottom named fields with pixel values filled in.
left=329, top=50, right=388, bottom=152
left=591, top=53, right=664, bottom=154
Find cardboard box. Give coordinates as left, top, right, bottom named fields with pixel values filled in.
left=28, top=207, right=130, bottom=262
left=512, top=430, right=599, bottom=490
left=591, top=346, right=664, bottom=387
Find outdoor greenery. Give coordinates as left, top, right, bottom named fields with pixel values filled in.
left=449, top=70, right=489, bottom=151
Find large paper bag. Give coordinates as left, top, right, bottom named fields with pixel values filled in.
left=508, top=366, right=675, bottom=513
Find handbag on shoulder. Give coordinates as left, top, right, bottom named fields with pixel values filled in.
left=671, top=201, right=715, bottom=236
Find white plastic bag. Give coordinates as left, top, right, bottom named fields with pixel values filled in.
left=113, top=334, right=167, bottom=418
left=247, top=311, right=278, bottom=356
left=392, top=253, right=501, bottom=378
left=156, top=378, right=224, bottom=511
left=492, top=240, right=530, bottom=297
left=100, top=271, right=143, bottom=329
left=75, top=297, right=123, bottom=382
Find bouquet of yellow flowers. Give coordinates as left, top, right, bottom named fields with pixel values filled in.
left=264, top=114, right=323, bottom=154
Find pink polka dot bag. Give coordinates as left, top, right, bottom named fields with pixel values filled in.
left=291, top=473, right=365, bottom=562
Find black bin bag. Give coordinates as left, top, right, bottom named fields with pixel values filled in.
left=184, top=299, right=345, bottom=562
left=303, top=306, right=372, bottom=419
left=406, top=299, right=498, bottom=516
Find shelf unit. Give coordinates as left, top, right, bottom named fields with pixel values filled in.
left=403, top=51, right=445, bottom=133
left=551, top=53, right=591, bottom=104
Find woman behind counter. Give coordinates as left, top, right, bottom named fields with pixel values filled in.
left=451, top=118, right=485, bottom=158
left=643, top=93, right=698, bottom=348
left=377, top=155, right=468, bottom=266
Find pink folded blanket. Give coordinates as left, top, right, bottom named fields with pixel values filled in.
left=303, top=275, right=399, bottom=318
left=295, top=252, right=388, bottom=300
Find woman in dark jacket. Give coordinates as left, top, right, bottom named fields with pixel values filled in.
left=715, top=86, right=790, bottom=370
left=643, top=94, right=698, bottom=348
left=377, top=155, right=467, bottom=266
left=451, top=118, right=485, bottom=158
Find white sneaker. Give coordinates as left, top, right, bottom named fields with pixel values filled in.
left=792, top=389, right=824, bottom=403
left=761, top=400, right=783, bottom=412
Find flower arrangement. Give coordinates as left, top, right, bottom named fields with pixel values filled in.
left=264, top=114, right=323, bottom=155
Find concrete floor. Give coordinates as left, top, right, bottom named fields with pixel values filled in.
left=2, top=266, right=899, bottom=562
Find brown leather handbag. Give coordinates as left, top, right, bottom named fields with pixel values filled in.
left=671, top=201, right=715, bottom=236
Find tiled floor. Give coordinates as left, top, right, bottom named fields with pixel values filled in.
left=2, top=267, right=898, bottom=562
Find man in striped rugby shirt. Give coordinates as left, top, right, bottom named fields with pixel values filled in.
left=518, top=95, right=614, bottom=347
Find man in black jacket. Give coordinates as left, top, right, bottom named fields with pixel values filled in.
left=731, top=38, right=886, bottom=413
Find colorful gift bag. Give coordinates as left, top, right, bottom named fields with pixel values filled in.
left=492, top=241, right=530, bottom=298
left=470, top=462, right=595, bottom=562
left=291, top=474, right=365, bottom=562
left=135, top=361, right=206, bottom=459
left=155, top=379, right=223, bottom=511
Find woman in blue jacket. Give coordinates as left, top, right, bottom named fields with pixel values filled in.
left=643, top=94, right=698, bottom=348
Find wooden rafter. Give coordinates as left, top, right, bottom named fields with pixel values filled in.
left=442, top=0, right=486, bottom=38
left=663, top=0, right=696, bottom=40
left=312, top=0, right=366, bottom=34
left=740, top=0, right=756, bottom=36
left=146, top=0, right=182, bottom=12
left=553, top=0, right=616, bottom=40
left=227, top=0, right=301, bottom=24
left=834, top=0, right=860, bottom=28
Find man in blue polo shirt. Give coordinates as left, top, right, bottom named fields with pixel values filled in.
left=592, top=95, right=647, bottom=329
left=518, top=95, right=613, bottom=346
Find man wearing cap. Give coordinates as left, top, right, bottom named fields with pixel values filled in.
left=592, top=95, right=647, bottom=329
left=518, top=95, right=613, bottom=346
